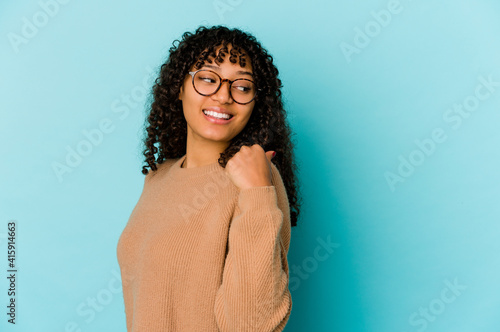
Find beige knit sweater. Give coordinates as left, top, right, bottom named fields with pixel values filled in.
left=116, top=154, right=292, bottom=331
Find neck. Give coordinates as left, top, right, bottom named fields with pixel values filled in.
left=183, top=130, right=230, bottom=168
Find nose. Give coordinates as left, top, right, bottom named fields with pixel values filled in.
left=211, top=80, right=233, bottom=104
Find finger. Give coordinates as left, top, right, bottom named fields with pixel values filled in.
left=265, top=151, right=275, bottom=162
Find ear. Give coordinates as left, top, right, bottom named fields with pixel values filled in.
left=178, top=85, right=183, bottom=100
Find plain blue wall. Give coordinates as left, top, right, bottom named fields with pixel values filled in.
left=1, top=0, right=499, bottom=331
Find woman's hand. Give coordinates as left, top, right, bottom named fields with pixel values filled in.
left=225, top=144, right=276, bottom=190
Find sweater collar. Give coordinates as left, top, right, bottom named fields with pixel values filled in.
left=168, top=154, right=223, bottom=178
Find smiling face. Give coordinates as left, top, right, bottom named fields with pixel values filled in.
left=178, top=44, right=256, bottom=147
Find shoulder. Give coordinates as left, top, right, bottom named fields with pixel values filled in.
left=144, top=158, right=179, bottom=182
left=269, top=161, right=284, bottom=189
left=269, top=161, right=292, bottom=256
left=269, top=161, right=290, bottom=212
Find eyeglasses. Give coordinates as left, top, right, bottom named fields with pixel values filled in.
left=188, top=69, right=258, bottom=105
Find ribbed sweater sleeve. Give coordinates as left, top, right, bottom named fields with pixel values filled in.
left=213, top=162, right=292, bottom=331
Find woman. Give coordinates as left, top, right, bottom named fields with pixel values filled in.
left=117, top=25, right=301, bottom=331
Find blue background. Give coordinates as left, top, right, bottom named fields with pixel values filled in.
left=1, top=0, right=499, bottom=331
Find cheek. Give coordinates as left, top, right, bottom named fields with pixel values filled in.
left=182, top=89, right=204, bottom=110
left=180, top=78, right=198, bottom=100
left=236, top=107, right=254, bottom=125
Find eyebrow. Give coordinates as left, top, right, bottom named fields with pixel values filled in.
left=201, top=64, right=253, bottom=76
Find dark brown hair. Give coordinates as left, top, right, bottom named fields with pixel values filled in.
left=141, top=25, right=302, bottom=227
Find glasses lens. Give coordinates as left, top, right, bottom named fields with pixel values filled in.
left=193, top=70, right=220, bottom=95
left=231, top=79, right=256, bottom=104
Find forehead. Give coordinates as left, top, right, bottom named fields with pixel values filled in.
left=199, top=63, right=254, bottom=77
left=193, top=43, right=252, bottom=71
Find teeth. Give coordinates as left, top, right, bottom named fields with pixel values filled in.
left=203, top=110, right=232, bottom=120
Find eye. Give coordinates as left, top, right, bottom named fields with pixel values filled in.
left=199, top=76, right=217, bottom=83
left=234, top=86, right=250, bottom=92
left=194, top=70, right=219, bottom=85
left=232, top=80, right=254, bottom=93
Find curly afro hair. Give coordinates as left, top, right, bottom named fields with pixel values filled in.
left=141, top=25, right=302, bottom=227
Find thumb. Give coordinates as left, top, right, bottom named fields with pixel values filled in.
left=266, top=151, right=276, bottom=162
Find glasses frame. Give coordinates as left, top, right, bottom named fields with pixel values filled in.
left=188, top=69, right=259, bottom=105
